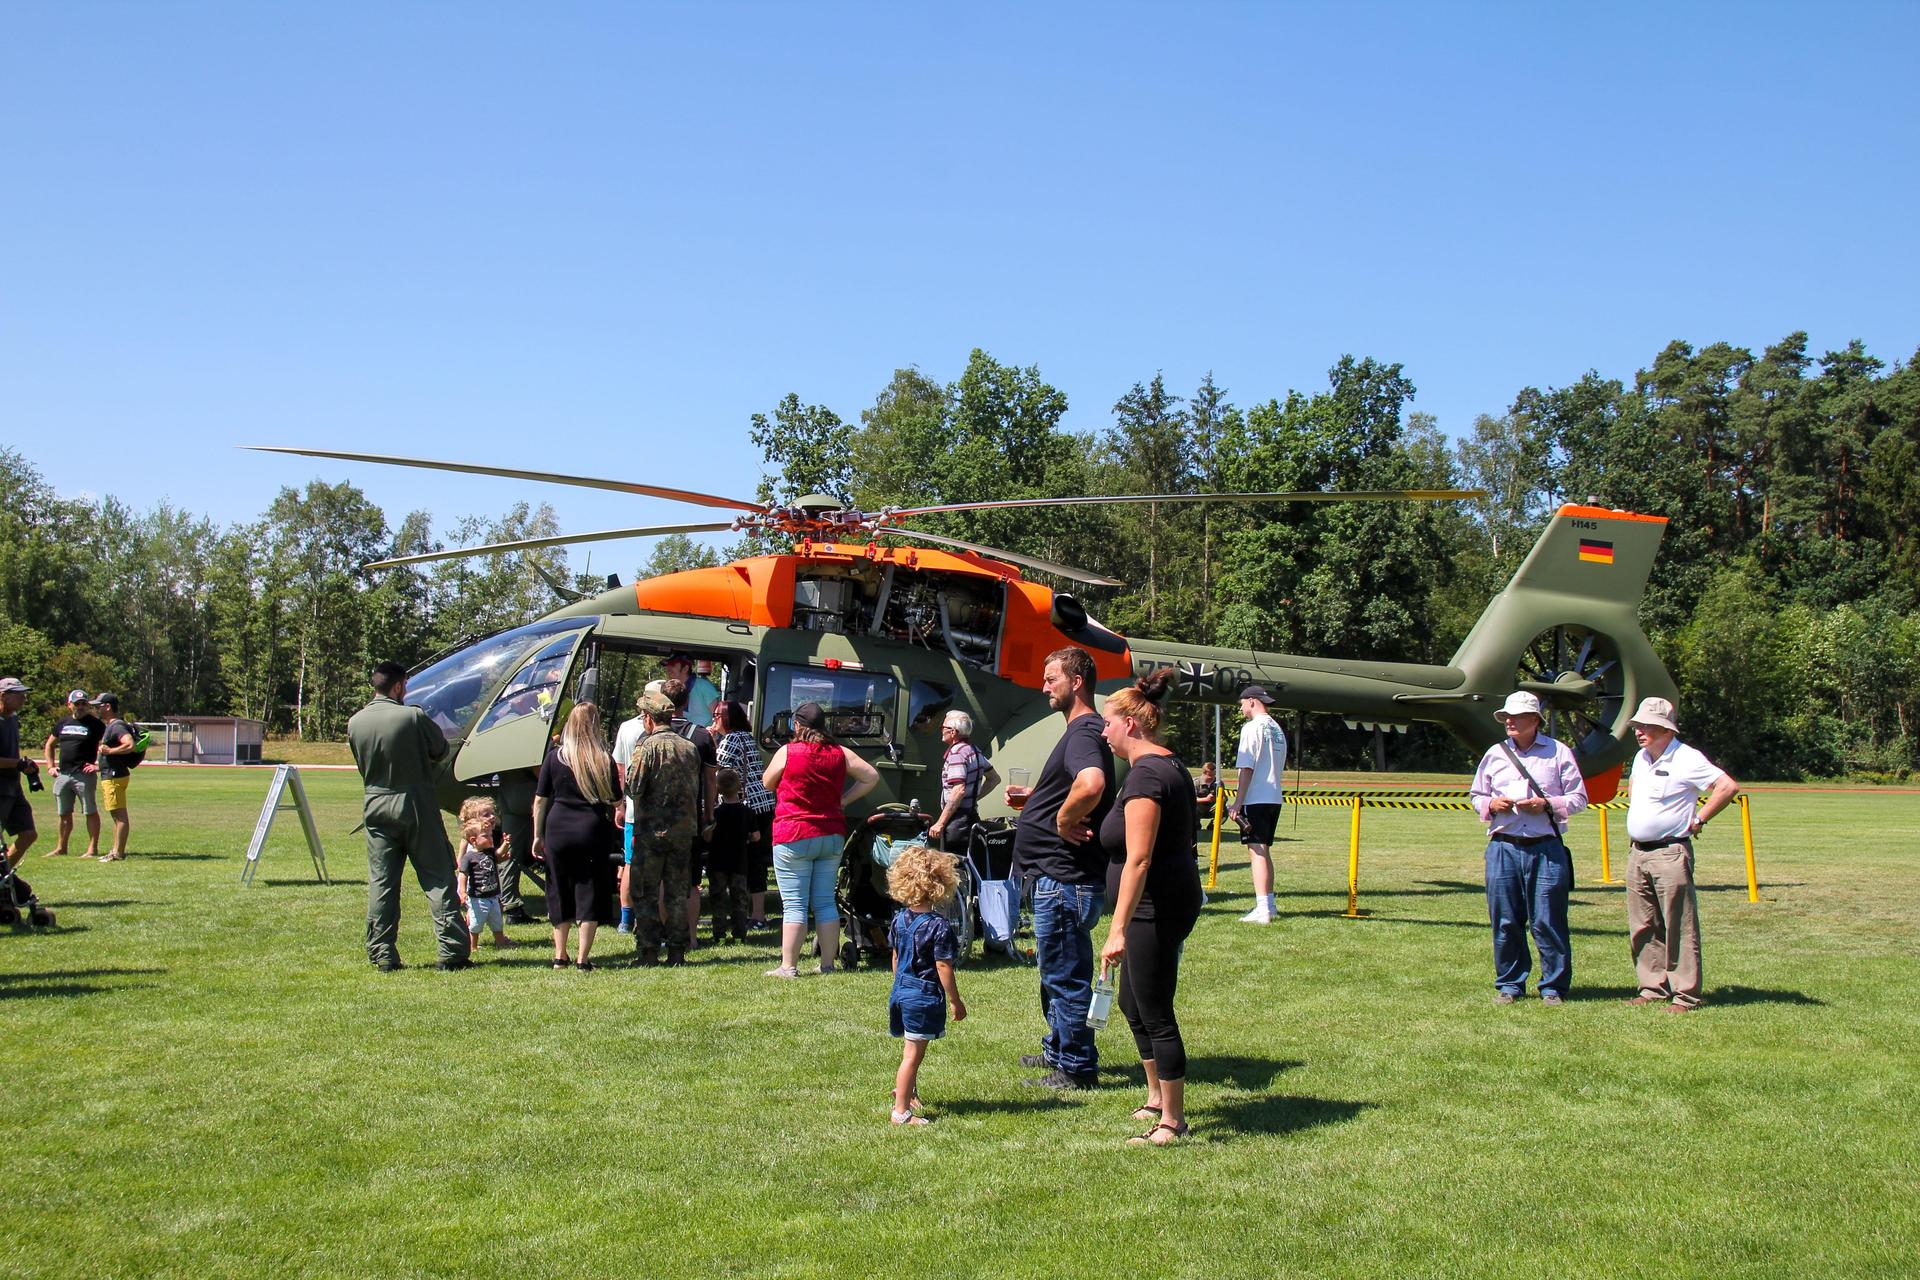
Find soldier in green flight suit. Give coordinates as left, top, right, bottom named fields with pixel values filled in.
left=623, top=690, right=703, bottom=966
left=348, top=660, right=470, bottom=971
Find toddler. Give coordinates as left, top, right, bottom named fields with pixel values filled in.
left=707, top=768, right=754, bottom=943
left=458, top=818, right=515, bottom=956
left=884, top=845, right=966, bottom=1125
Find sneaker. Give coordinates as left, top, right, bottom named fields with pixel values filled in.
left=1238, top=906, right=1272, bottom=924
left=765, top=965, right=799, bottom=978
left=1026, top=1069, right=1097, bottom=1091
left=1493, top=992, right=1517, bottom=1005
left=1018, top=1054, right=1053, bottom=1070
left=1541, top=992, right=1564, bottom=1007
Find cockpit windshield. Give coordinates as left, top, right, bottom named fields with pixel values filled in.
left=408, top=618, right=587, bottom=736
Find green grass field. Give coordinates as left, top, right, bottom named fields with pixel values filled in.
left=6, top=769, right=1916, bottom=1278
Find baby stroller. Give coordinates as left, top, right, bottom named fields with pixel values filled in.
left=964, top=819, right=1031, bottom=964
left=833, top=803, right=977, bottom=971
left=0, top=853, right=56, bottom=929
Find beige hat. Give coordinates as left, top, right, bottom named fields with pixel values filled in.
left=1493, top=691, right=1544, bottom=723
left=1629, top=696, right=1679, bottom=732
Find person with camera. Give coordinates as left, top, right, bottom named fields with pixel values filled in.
left=0, top=677, right=42, bottom=862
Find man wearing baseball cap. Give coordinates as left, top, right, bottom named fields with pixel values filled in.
left=1228, top=685, right=1287, bottom=924
left=661, top=652, right=719, bottom=726
left=1469, top=691, right=1589, bottom=1005
left=95, top=694, right=138, bottom=861
left=1622, top=697, right=1740, bottom=1012
left=43, top=690, right=105, bottom=858
left=0, top=677, right=39, bottom=862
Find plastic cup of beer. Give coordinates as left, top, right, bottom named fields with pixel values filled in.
left=1006, top=767, right=1032, bottom=811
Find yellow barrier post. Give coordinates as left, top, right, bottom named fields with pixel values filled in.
left=1207, top=785, right=1224, bottom=890
left=1342, top=795, right=1365, bottom=918
left=1596, top=806, right=1618, bottom=885
left=1739, top=793, right=1758, bottom=903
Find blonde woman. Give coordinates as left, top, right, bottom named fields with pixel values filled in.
left=533, top=703, right=619, bottom=970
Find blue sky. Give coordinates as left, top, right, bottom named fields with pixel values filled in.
left=4, top=3, right=1916, bottom=570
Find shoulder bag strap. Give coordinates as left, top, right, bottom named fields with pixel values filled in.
left=1497, top=739, right=1563, bottom=838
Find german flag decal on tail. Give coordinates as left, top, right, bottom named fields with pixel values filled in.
left=1578, top=538, right=1615, bottom=565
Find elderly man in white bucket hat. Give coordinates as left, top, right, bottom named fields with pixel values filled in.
left=1469, top=691, right=1589, bottom=1005
left=1622, top=697, right=1740, bottom=1012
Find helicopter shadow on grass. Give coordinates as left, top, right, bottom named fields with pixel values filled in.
left=258, top=877, right=365, bottom=888
left=0, top=965, right=164, bottom=1001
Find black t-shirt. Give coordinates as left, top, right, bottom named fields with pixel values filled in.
left=1013, top=712, right=1114, bottom=886
left=1099, top=753, right=1202, bottom=924
left=100, top=719, right=135, bottom=779
left=708, top=800, right=749, bottom=874
left=52, top=716, right=106, bottom=771
left=459, top=847, right=503, bottom=899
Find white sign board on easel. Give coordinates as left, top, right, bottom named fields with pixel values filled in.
left=241, top=765, right=331, bottom=886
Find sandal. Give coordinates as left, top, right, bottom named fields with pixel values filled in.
left=1131, top=1104, right=1163, bottom=1123
left=551, top=958, right=569, bottom=970
left=1127, top=1120, right=1190, bottom=1147
left=575, top=961, right=596, bottom=972
left=890, top=1108, right=931, bottom=1126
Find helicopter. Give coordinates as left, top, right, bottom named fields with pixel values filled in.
left=249, top=447, right=1678, bottom=857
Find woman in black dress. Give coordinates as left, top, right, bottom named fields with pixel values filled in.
left=1097, top=668, right=1203, bottom=1146
left=533, top=703, right=619, bottom=970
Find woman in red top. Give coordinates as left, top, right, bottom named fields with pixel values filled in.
left=761, top=702, right=879, bottom=977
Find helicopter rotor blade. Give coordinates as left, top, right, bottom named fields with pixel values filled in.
left=367, top=522, right=735, bottom=570
left=880, top=488, right=1485, bottom=519
left=871, top=528, right=1124, bottom=588
left=243, top=447, right=767, bottom=514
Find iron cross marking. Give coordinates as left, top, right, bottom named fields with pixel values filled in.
left=1177, top=661, right=1214, bottom=697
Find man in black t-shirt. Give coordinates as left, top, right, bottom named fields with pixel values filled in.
left=1012, top=647, right=1114, bottom=1090
left=44, top=690, right=105, bottom=858
left=94, top=694, right=138, bottom=860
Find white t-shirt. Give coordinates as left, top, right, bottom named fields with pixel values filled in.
left=612, top=716, right=647, bottom=772
left=1625, top=738, right=1725, bottom=842
left=1236, top=715, right=1288, bottom=805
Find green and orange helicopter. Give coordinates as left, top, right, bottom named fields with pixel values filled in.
left=250, top=447, right=1676, bottom=840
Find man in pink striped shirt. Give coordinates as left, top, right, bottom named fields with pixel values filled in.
left=1469, top=692, right=1589, bottom=1006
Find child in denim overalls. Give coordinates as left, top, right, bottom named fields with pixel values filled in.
left=885, top=845, right=966, bottom=1125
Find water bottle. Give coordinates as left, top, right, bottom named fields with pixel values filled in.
left=1086, top=963, right=1118, bottom=1030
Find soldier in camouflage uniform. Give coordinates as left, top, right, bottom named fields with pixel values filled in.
left=624, top=690, right=703, bottom=965
left=348, top=661, right=470, bottom=971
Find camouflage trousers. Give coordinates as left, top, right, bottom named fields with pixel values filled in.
left=631, top=829, right=693, bottom=954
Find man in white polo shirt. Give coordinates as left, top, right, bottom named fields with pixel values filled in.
left=1622, top=697, right=1740, bottom=1013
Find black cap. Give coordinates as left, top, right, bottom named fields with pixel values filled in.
left=793, top=701, right=827, bottom=731
left=94, top=693, right=120, bottom=709
left=664, top=651, right=694, bottom=666
left=1239, top=685, right=1276, bottom=705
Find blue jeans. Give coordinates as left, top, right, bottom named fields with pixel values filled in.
left=1485, top=837, right=1572, bottom=996
left=773, top=833, right=843, bottom=926
left=1032, top=875, right=1104, bottom=1077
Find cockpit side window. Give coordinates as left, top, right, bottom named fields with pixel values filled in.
left=758, top=663, right=898, bottom=750
left=473, top=634, right=578, bottom=734
left=407, top=618, right=584, bottom=736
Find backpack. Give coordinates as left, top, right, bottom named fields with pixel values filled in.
left=108, top=719, right=149, bottom=769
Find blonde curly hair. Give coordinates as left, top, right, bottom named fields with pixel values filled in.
left=886, top=844, right=960, bottom=913
left=457, top=796, right=497, bottom=828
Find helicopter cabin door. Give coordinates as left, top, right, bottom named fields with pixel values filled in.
left=453, top=625, right=594, bottom=783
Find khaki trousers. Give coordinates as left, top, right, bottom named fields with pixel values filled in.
left=1626, top=841, right=1703, bottom=1008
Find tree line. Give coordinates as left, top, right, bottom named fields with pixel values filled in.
left=3, top=330, right=1915, bottom=778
